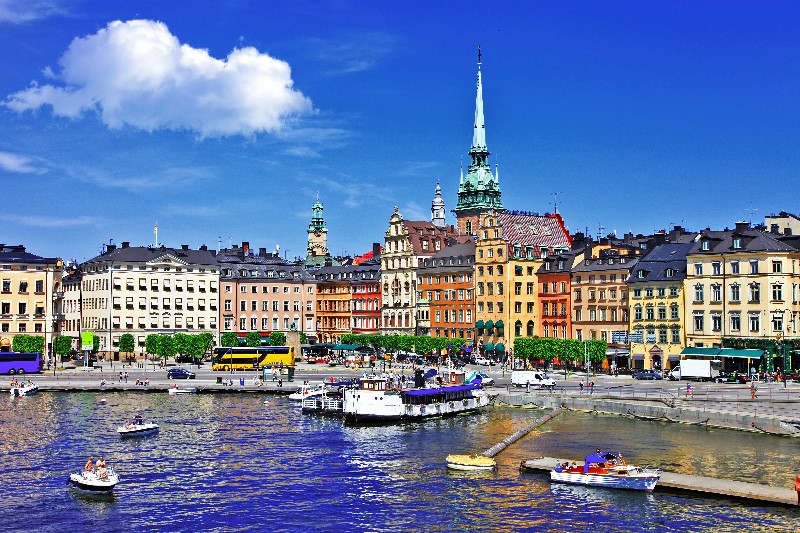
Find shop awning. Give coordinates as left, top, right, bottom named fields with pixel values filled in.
left=631, top=354, right=645, bottom=361
left=332, top=344, right=362, bottom=351
left=494, top=320, right=504, bottom=329
left=495, top=343, right=505, bottom=352
left=680, top=347, right=721, bottom=357
left=483, top=342, right=494, bottom=351
left=484, top=319, right=495, bottom=329
left=474, top=320, right=484, bottom=329
left=668, top=354, right=681, bottom=361
left=718, top=348, right=765, bottom=359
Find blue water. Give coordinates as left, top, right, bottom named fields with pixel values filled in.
left=1, top=392, right=799, bottom=532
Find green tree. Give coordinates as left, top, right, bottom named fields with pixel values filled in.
left=119, top=333, right=135, bottom=357
left=91, top=335, right=100, bottom=355
left=220, top=332, right=239, bottom=347
left=188, top=334, right=206, bottom=363
left=173, top=333, right=191, bottom=358
left=198, top=332, right=215, bottom=353
left=299, top=332, right=307, bottom=344
left=53, top=335, right=73, bottom=360
left=157, top=334, right=176, bottom=363
left=246, top=331, right=262, bottom=347
left=145, top=334, right=160, bottom=360
left=12, top=334, right=45, bottom=354
left=270, top=331, right=286, bottom=346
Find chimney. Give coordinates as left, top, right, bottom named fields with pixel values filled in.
left=121, top=241, right=130, bottom=249
left=199, top=245, right=208, bottom=251
left=105, top=244, right=117, bottom=254
left=259, top=247, right=267, bottom=257
left=734, top=221, right=750, bottom=233
left=242, top=241, right=249, bottom=255
left=324, top=257, right=333, bottom=267
left=654, top=233, right=666, bottom=246
left=372, top=242, right=381, bottom=259
left=181, top=244, right=189, bottom=251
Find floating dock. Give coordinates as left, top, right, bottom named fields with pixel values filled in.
left=521, top=457, right=798, bottom=506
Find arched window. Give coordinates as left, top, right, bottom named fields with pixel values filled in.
left=515, top=320, right=522, bottom=337
left=526, top=320, right=535, bottom=337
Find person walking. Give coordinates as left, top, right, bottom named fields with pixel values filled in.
left=579, top=382, right=584, bottom=394
left=685, top=383, right=693, bottom=398
left=589, top=381, right=595, bottom=395
left=750, top=381, right=758, bottom=399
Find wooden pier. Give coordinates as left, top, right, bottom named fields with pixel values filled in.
left=482, top=408, right=564, bottom=458
left=521, top=457, right=798, bottom=506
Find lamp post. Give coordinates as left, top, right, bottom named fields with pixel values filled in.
left=584, top=340, right=590, bottom=387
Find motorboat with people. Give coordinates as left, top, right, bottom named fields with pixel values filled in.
left=446, top=454, right=496, bottom=471
left=10, top=379, right=39, bottom=397
left=117, top=414, right=159, bottom=437
left=168, top=385, right=197, bottom=394
left=301, top=381, right=349, bottom=415
left=288, top=382, right=326, bottom=402
left=550, top=451, right=660, bottom=491
left=343, top=368, right=491, bottom=424
left=68, top=457, right=119, bottom=494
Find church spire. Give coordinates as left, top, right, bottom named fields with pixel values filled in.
left=431, top=180, right=446, bottom=227
left=454, top=46, right=503, bottom=235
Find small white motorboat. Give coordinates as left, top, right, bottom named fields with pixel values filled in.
left=550, top=451, right=660, bottom=491
left=168, top=386, right=197, bottom=394
left=117, top=421, right=159, bottom=438
left=288, top=383, right=325, bottom=402
left=10, top=381, right=39, bottom=397
left=68, top=468, right=119, bottom=493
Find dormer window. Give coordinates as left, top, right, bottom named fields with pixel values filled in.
left=637, top=270, right=645, bottom=279
left=665, top=268, right=675, bottom=277
left=702, top=241, right=710, bottom=251
left=732, top=238, right=742, bottom=249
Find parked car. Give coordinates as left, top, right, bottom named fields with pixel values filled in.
left=167, top=367, right=196, bottom=379
left=474, top=357, right=496, bottom=366
left=713, top=371, right=748, bottom=384
left=632, top=369, right=663, bottom=380
left=466, top=372, right=495, bottom=386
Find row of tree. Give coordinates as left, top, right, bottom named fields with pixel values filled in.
left=513, top=338, right=608, bottom=365
left=50, top=333, right=216, bottom=364
left=219, top=331, right=295, bottom=347
left=11, top=334, right=45, bottom=355
left=339, top=334, right=467, bottom=355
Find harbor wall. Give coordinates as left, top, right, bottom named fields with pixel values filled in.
left=495, top=394, right=800, bottom=437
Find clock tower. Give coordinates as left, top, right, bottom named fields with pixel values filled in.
left=307, top=196, right=328, bottom=257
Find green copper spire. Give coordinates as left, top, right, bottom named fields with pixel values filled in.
left=455, top=46, right=503, bottom=221
left=308, top=194, right=328, bottom=234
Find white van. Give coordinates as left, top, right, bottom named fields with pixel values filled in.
left=511, top=370, right=556, bottom=389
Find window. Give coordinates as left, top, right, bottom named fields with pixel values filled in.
left=750, top=260, right=759, bottom=274
left=224, top=300, right=232, bottom=311
left=694, top=284, right=704, bottom=302
left=733, top=237, right=742, bottom=249
left=712, top=262, right=721, bottom=275
left=772, top=314, right=784, bottom=332
left=644, top=288, right=653, bottom=298
left=671, top=329, right=680, bottom=344
left=693, top=312, right=704, bottom=331
left=749, top=313, right=760, bottom=332
left=240, top=301, right=246, bottom=312
left=659, top=328, right=668, bottom=343
left=669, top=286, right=678, bottom=297
left=670, top=304, right=679, bottom=320
left=730, top=284, right=740, bottom=302
left=711, top=313, right=721, bottom=331
left=633, top=288, right=641, bottom=298
left=772, top=284, right=783, bottom=302
left=749, top=283, right=760, bottom=303
left=694, top=263, right=703, bottom=276
left=730, top=313, right=741, bottom=332
left=711, top=284, right=721, bottom=303
left=701, top=241, right=710, bottom=251
left=658, top=305, right=667, bottom=320
left=772, top=261, right=782, bottom=273
left=730, top=261, right=739, bottom=274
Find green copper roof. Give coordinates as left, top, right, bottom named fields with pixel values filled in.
left=455, top=56, right=502, bottom=215
left=308, top=197, right=328, bottom=233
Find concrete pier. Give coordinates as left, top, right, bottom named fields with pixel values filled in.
left=521, top=456, right=798, bottom=506
left=482, top=408, right=564, bottom=458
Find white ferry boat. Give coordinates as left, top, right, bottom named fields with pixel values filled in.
left=343, top=369, right=490, bottom=424
left=10, top=380, right=39, bottom=397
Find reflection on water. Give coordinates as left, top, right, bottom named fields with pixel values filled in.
left=1, top=393, right=799, bottom=532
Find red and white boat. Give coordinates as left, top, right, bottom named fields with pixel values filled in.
left=550, top=451, right=660, bottom=491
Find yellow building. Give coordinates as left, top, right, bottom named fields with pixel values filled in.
left=627, top=243, right=693, bottom=371
left=0, top=244, right=64, bottom=363
left=474, top=211, right=571, bottom=360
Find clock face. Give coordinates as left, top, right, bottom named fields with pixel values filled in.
left=314, top=230, right=321, bottom=237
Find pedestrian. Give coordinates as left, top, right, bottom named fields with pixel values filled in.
left=124, top=371, right=128, bottom=383
left=750, top=381, right=758, bottom=399
left=526, top=380, right=530, bottom=393
left=579, top=382, right=584, bottom=394
left=119, top=372, right=123, bottom=383
left=589, top=381, right=595, bottom=394
left=278, top=379, right=283, bottom=388
left=686, top=383, right=693, bottom=398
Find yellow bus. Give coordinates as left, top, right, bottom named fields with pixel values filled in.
left=212, top=346, right=295, bottom=371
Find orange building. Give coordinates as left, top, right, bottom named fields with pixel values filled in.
left=536, top=252, right=579, bottom=340
left=417, top=241, right=475, bottom=343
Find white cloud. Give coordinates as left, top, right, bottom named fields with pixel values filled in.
left=0, top=150, right=47, bottom=174
left=0, top=214, right=96, bottom=227
left=4, top=19, right=314, bottom=137
left=305, top=32, right=395, bottom=75
left=0, top=0, right=65, bottom=24
left=283, top=146, right=322, bottom=158
left=74, top=164, right=214, bottom=192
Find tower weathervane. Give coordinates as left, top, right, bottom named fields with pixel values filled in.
left=477, top=45, right=481, bottom=64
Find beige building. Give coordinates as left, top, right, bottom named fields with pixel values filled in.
left=684, top=223, right=800, bottom=374
left=80, top=242, right=220, bottom=357
left=217, top=243, right=317, bottom=342
left=381, top=207, right=459, bottom=336
left=0, top=244, right=64, bottom=363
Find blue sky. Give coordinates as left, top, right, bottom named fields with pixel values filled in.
left=1, top=1, right=798, bottom=262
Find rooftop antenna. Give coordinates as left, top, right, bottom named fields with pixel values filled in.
left=217, top=236, right=222, bottom=253
left=460, top=156, right=464, bottom=184
left=154, top=222, right=158, bottom=247
left=597, top=223, right=605, bottom=241
left=746, top=205, right=759, bottom=226
left=551, top=192, right=563, bottom=214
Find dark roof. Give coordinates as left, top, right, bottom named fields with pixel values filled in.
left=0, top=244, right=59, bottom=264
left=536, top=251, right=580, bottom=275
left=314, top=262, right=381, bottom=283
left=84, top=244, right=218, bottom=266
left=627, top=243, right=693, bottom=284
left=572, top=253, right=639, bottom=273
left=689, top=228, right=796, bottom=255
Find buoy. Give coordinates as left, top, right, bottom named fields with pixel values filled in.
left=99, top=398, right=108, bottom=404
left=263, top=400, right=271, bottom=405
